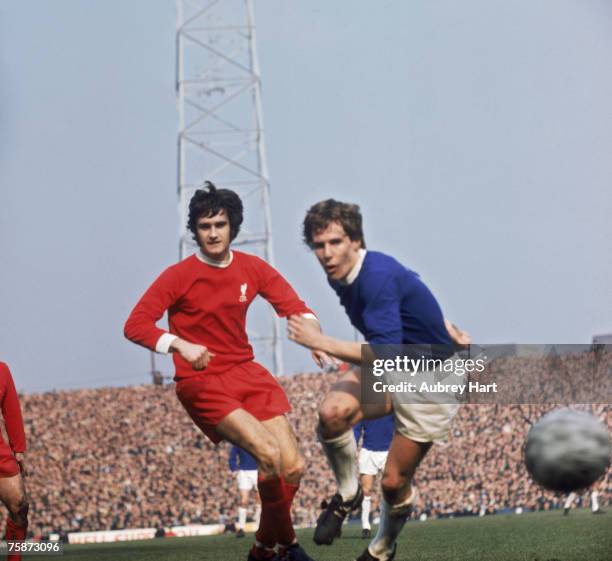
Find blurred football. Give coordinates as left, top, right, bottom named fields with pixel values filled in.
left=524, top=408, right=610, bottom=492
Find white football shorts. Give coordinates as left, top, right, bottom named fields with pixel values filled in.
left=358, top=448, right=388, bottom=475
left=384, top=359, right=461, bottom=442
left=392, top=400, right=458, bottom=442
left=237, top=469, right=258, bottom=491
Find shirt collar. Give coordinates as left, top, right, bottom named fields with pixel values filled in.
left=196, top=249, right=234, bottom=268
left=341, top=249, right=367, bottom=285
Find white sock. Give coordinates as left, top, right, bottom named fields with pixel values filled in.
left=361, top=495, right=372, bottom=530
left=318, top=428, right=358, bottom=500
left=369, top=490, right=415, bottom=561
left=563, top=492, right=576, bottom=510
left=254, top=504, right=261, bottom=526
left=238, top=506, right=247, bottom=529
left=591, top=491, right=599, bottom=512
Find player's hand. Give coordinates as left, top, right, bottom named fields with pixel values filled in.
left=311, top=350, right=339, bottom=370
left=445, top=319, right=471, bottom=349
left=172, top=339, right=215, bottom=370
left=14, top=452, right=27, bottom=477
left=287, top=315, right=324, bottom=350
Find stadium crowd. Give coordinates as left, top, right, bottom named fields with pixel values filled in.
left=17, top=357, right=612, bottom=538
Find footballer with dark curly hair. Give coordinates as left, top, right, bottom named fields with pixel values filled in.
left=125, top=182, right=322, bottom=561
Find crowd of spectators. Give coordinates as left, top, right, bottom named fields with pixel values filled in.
left=17, top=362, right=611, bottom=538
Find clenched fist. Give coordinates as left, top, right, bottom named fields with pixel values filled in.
left=171, top=338, right=215, bottom=370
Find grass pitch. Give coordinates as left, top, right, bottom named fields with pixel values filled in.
left=62, top=510, right=611, bottom=561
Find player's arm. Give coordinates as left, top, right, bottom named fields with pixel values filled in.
left=287, top=319, right=364, bottom=364
left=0, top=364, right=27, bottom=475
left=289, top=276, right=402, bottom=364
left=256, top=258, right=336, bottom=367
left=256, top=257, right=317, bottom=319
left=168, top=338, right=214, bottom=371
left=124, top=267, right=213, bottom=370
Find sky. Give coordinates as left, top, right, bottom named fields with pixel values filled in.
left=0, top=0, right=611, bottom=393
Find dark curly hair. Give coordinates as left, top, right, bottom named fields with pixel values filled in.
left=302, top=199, right=365, bottom=249
left=187, top=181, right=243, bottom=242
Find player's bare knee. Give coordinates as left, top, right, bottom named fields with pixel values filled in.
left=19, top=500, right=29, bottom=519
left=255, top=439, right=282, bottom=476
left=318, top=403, right=352, bottom=436
left=7, top=497, right=28, bottom=517
left=381, top=472, right=408, bottom=502
left=283, top=453, right=305, bottom=483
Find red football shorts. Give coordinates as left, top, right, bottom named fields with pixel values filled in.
left=175, top=361, right=291, bottom=443
left=0, top=443, right=20, bottom=478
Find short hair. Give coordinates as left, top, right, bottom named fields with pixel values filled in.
left=187, top=181, right=243, bottom=242
left=302, top=199, right=366, bottom=249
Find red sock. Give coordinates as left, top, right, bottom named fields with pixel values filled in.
left=255, top=476, right=296, bottom=548
left=6, top=517, right=28, bottom=561
left=283, top=480, right=300, bottom=545
left=278, top=479, right=298, bottom=546
left=284, top=480, right=299, bottom=510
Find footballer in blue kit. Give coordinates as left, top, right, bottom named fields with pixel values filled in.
left=229, top=446, right=261, bottom=538
left=288, top=199, right=470, bottom=561
left=353, top=416, right=395, bottom=538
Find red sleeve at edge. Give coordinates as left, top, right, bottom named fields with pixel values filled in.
left=0, top=363, right=26, bottom=453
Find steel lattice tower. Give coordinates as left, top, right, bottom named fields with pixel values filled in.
left=175, top=0, right=282, bottom=374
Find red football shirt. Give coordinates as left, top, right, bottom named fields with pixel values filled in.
left=125, top=250, right=315, bottom=380
left=0, top=362, right=26, bottom=453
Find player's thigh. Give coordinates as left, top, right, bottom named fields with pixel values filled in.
left=0, top=473, right=26, bottom=511
left=261, top=415, right=301, bottom=472
left=239, top=489, right=250, bottom=505
left=216, top=408, right=280, bottom=464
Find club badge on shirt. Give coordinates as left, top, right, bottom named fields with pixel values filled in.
left=239, top=283, right=248, bottom=302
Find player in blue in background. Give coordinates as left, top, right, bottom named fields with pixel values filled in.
left=353, top=416, right=395, bottom=538
left=229, top=445, right=261, bottom=538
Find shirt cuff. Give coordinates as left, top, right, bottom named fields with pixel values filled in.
left=302, top=312, right=319, bottom=322
left=155, top=333, right=178, bottom=354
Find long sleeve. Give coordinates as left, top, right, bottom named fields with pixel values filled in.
left=124, top=266, right=181, bottom=353
left=256, top=258, right=316, bottom=319
left=0, top=364, right=26, bottom=453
